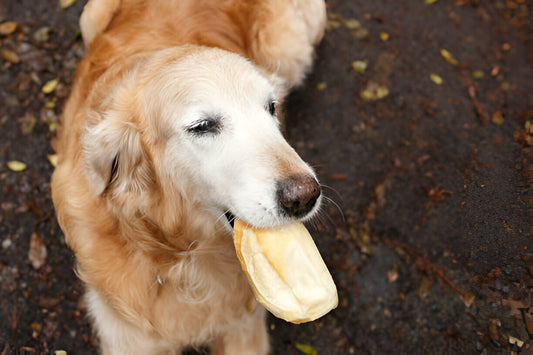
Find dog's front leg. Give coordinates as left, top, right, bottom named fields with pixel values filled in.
left=211, top=306, right=269, bottom=355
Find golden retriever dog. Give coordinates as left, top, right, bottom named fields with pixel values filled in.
left=51, top=0, right=326, bottom=353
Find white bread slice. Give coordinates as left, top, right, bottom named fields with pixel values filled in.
left=234, top=219, right=338, bottom=323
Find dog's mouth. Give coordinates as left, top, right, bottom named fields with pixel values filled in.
left=225, top=211, right=236, bottom=229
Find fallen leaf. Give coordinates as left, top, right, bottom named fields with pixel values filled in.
left=440, top=48, right=458, bottom=66
left=379, top=32, right=389, bottom=41
left=426, top=0, right=439, bottom=3
left=7, top=160, right=27, bottom=172
left=387, top=268, right=399, bottom=283
left=343, top=18, right=362, bottom=30
left=1, top=48, right=20, bottom=64
left=352, top=60, right=368, bottom=73
left=508, top=336, right=524, bottom=348
left=48, top=122, right=58, bottom=132
left=295, top=343, right=317, bottom=355
left=59, top=0, right=77, bottom=9
left=430, top=73, right=443, bottom=85
left=491, top=111, right=504, bottom=125
left=0, top=21, right=17, bottom=35
left=42, top=78, right=59, bottom=94
left=20, top=113, right=36, bottom=135
left=33, top=26, right=52, bottom=42
left=525, top=120, right=533, bottom=134
left=463, top=292, right=475, bottom=307
left=316, top=82, right=327, bottom=91
left=47, top=154, right=58, bottom=167
left=28, top=232, right=47, bottom=269
left=360, top=81, right=389, bottom=101
left=472, top=70, right=485, bottom=79
left=417, top=277, right=432, bottom=300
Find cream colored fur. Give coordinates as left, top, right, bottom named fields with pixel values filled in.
left=51, top=0, right=326, bottom=353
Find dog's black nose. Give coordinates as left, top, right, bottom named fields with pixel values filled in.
left=277, top=175, right=321, bottom=218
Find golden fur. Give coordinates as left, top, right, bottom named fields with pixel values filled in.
left=51, top=0, right=326, bottom=353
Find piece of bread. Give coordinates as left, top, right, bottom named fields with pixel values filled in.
left=234, top=219, right=338, bottom=323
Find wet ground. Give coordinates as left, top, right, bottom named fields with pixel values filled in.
left=0, top=0, right=531, bottom=353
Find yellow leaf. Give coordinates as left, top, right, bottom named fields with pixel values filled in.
left=0, top=21, right=17, bottom=35
left=343, top=18, right=362, bottom=30
left=48, top=122, right=58, bottom=132
left=7, top=160, right=27, bottom=172
left=1, top=48, right=20, bottom=64
left=42, top=79, right=59, bottom=94
left=472, top=70, right=484, bottom=79
left=491, top=111, right=504, bottom=125
left=316, top=82, right=327, bottom=91
left=59, top=0, right=77, bottom=9
left=352, top=60, right=368, bottom=73
left=440, top=48, right=458, bottom=66
left=426, top=0, right=438, bottom=4
left=360, top=82, right=389, bottom=101
left=379, top=32, right=389, bottom=41
left=430, top=73, right=443, bottom=85
left=295, top=343, right=317, bottom=355
left=47, top=154, right=58, bottom=167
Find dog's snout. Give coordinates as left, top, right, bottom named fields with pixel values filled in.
left=277, top=175, right=321, bottom=218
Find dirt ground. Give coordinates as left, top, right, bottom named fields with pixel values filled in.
left=0, top=0, right=531, bottom=353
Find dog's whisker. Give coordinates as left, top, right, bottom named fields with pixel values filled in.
left=321, top=195, right=345, bottom=223
left=320, top=183, right=343, bottom=203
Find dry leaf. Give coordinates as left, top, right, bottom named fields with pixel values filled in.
left=28, top=232, right=47, bottom=269
left=59, top=0, right=77, bottom=9
left=1, top=48, right=20, bottom=64
left=343, top=18, right=362, bottom=30
left=352, top=60, right=368, bottom=73
left=7, top=160, right=27, bottom=172
left=430, top=73, right=443, bottom=85
left=33, top=26, right=52, bottom=42
left=0, top=21, right=17, bottom=35
left=426, top=0, right=438, bottom=3
left=379, top=32, right=389, bottom=41
left=42, top=79, right=59, bottom=94
left=440, top=48, right=458, bottom=66
left=491, top=111, right=504, bottom=125
left=508, top=336, right=524, bottom=348
left=387, top=268, right=399, bottom=283
left=316, top=82, right=327, bottom=91
left=472, top=70, right=484, bottom=79
left=295, top=343, right=317, bottom=355
left=20, top=113, right=36, bottom=135
left=417, top=277, right=432, bottom=300
left=360, top=81, right=389, bottom=101
left=463, top=292, right=475, bottom=307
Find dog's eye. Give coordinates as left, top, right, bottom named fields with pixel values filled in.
left=267, top=100, right=277, bottom=116
left=187, top=118, right=220, bottom=135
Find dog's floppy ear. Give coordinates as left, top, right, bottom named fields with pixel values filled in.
left=83, top=114, right=152, bottom=196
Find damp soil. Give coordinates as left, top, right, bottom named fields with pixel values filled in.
left=0, top=0, right=531, bottom=353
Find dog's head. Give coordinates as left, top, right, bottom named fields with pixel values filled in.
left=83, top=46, right=321, bottom=230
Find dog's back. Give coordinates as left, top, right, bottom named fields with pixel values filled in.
left=52, top=0, right=326, bottom=353
left=80, top=0, right=325, bottom=91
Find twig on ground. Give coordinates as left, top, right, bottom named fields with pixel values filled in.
left=384, top=238, right=478, bottom=307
